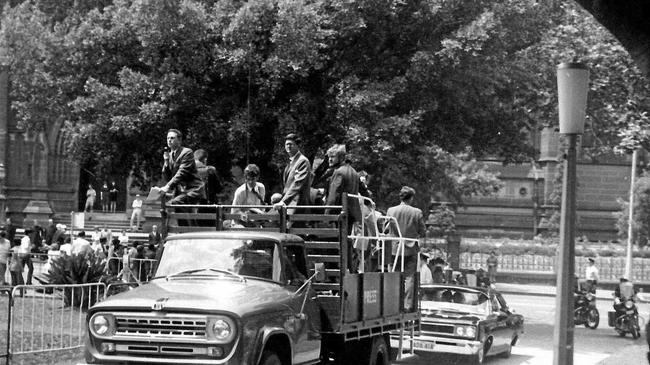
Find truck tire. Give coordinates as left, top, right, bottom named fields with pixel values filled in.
left=368, top=336, right=389, bottom=365
left=260, top=350, right=282, bottom=365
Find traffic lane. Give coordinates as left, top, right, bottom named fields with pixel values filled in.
left=392, top=293, right=650, bottom=365
left=392, top=323, right=647, bottom=365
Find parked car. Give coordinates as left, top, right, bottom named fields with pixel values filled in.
left=391, top=284, right=524, bottom=364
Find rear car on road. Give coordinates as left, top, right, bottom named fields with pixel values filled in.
left=391, top=284, right=524, bottom=364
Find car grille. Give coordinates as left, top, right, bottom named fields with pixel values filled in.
left=420, top=323, right=454, bottom=335
left=115, top=314, right=207, bottom=340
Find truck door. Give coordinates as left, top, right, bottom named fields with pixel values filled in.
left=284, top=244, right=322, bottom=364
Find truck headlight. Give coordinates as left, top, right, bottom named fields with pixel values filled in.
left=89, top=313, right=115, bottom=337
left=207, top=316, right=237, bottom=343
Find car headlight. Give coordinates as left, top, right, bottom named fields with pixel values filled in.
left=207, top=316, right=237, bottom=343
left=625, top=300, right=634, bottom=309
left=454, top=325, right=477, bottom=338
left=89, top=313, right=115, bottom=337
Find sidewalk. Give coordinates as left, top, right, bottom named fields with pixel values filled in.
left=495, top=282, right=650, bottom=303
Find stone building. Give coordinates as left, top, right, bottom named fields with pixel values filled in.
left=454, top=126, right=634, bottom=241
left=0, top=68, right=79, bottom=226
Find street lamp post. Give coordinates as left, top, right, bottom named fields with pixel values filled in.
left=553, top=62, right=589, bottom=365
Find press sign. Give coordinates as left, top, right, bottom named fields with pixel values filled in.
left=364, top=289, right=378, bottom=304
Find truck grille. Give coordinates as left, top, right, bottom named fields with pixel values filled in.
left=115, top=314, right=207, bottom=339
left=420, top=323, right=454, bottom=335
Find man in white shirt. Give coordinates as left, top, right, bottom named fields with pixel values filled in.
left=231, top=164, right=266, bottom=226
left=19, top=229, right=34, bottom=284
left=72, top=231, right=91, bottom=255
left=130, top=194, right=144, bottom=231
left=118, top=230, right=130, bottom=246
left=585, top=258, right=599, bottom=292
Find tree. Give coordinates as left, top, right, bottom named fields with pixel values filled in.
left=2, top=0, right=643, bottom=211
left=615, top=171, right=650, bottom=247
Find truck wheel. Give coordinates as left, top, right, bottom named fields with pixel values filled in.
left=368, top=336, right=389, bottom=365
left=260, top=350, right=282, bottom=365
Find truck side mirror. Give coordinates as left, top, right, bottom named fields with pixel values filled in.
left=314, top=262, right=326, bottom=282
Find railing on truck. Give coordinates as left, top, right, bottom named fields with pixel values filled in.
left=158, top=193, right=419, bottom=347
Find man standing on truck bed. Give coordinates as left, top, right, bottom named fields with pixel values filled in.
left=274, top=133, right=312, bottom=212
left=159, top=129, right=205, bottom=204
left=159, top=129, right=205, bottom=226
left=325, top=144, right=362, bottom=272
left=387, top=186, right=426, bottom=310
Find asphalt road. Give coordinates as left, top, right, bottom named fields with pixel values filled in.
left=393, top=293, right=650, bottom=365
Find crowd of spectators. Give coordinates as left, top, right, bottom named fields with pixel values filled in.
left=0, top=219, right=164, bottom=288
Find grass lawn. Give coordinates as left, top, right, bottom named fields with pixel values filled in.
left=0, top=290, right=88, bottom=365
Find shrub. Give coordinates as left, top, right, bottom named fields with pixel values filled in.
left=47, top=251, right=106, bottom=307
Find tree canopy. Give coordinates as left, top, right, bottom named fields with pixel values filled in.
left=0, top=0, right=647, bottom=210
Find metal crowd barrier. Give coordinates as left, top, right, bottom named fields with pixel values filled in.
left=6, top=283, right=106, bottom=360
left=105, top=257, right=157, bottom=284
left=1, top=286, right=11, bottom=364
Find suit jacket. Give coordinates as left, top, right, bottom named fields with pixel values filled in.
left=386, top=202, right=425, bottom=257
left=281, top=152, right=312, bottom=205
left=325, top=162, right=361, bottom=221
left=148, top=231, right=162, bottom=246
left=162, top=147, right=206, bottom=201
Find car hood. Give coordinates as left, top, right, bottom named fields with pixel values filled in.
left=93, top=277, right=294, bottom=316
left=421, top=308, right=486, bottom=323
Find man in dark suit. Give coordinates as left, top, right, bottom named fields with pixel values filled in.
left=148, top=225, right=162, bottom=248
left=274, top=133, right=312, bottom=210
left=386, top=186, right=426, bottom=310
left=160, top=129, right=205, bottom=226
left=160, top=129, right=206, bottom=204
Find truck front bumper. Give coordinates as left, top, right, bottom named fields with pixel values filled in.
left=390, top=335, right=482, bottom=356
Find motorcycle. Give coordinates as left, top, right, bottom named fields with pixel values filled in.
left=574, top=291, right=599, bottom=329
left=610, top=297, right=641, bottom=339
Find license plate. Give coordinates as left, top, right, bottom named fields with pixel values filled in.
left=626, top=310, right=635, bottom=314
left=413, top=340, right=435, bottom=351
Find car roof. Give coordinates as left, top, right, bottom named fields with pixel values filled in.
left=420, top=284, right=491, bottom=295
left=165, top=230, right=304, bottom=243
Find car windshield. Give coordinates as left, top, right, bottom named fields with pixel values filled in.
left=421, top=287, right=490, bottom=315
left=155, top=238, right=282, bottom=282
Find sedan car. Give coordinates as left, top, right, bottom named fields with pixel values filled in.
left=391, top=284, right=524, bottom=364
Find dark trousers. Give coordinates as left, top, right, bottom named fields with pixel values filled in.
left=169, top=192, right=202, bottom=227
left=21, top=255, right=33, bottom=285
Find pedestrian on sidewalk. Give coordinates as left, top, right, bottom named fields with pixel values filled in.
left=585, top=257, right=599, bottom=293
left=487, top=250, right=498, bottom=284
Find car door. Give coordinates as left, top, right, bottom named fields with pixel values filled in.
left=489, top=293, right=509, bottom=351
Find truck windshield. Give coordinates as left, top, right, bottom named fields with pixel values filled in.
left=155, top=238, right=282, bottom=282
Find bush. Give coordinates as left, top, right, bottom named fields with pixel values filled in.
left=47, top=251, right=106, bottom=307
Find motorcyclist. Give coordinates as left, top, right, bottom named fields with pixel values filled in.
left=613, top=276, right=638, bottom=317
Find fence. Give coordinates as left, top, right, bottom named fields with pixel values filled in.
left=460, top=252, right=650, bottom=282
left=1, top=283, right=105, bottom=364
left=105, top=257, right=157, bottom=284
